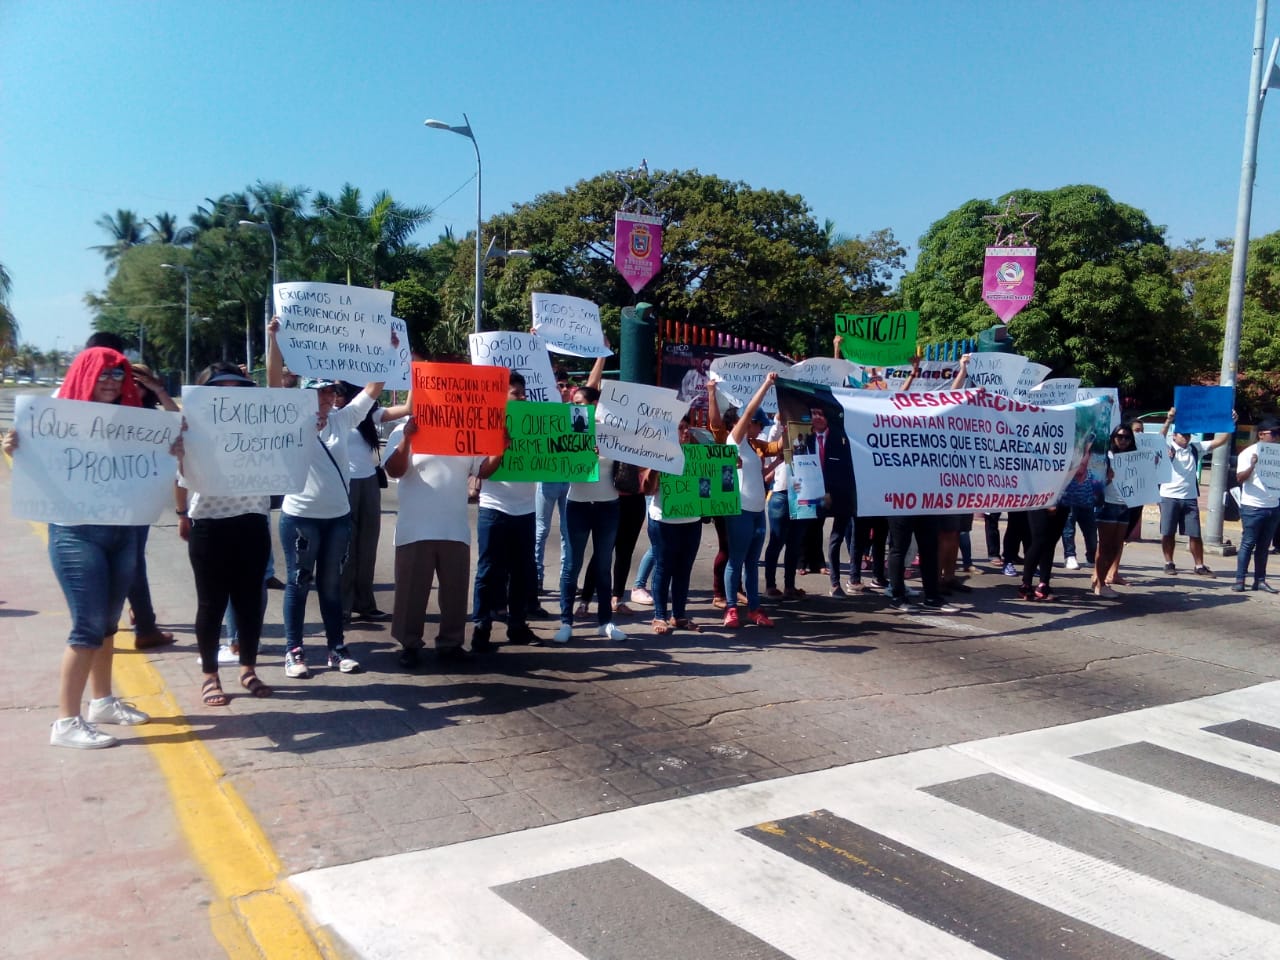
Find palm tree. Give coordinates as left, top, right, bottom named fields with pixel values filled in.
left=312, top=184, right=430, bottom=285
left=0, top=261, right=17, bottom=367
left=92, top=209, right=148, bottom=274
left=146, top=212, right=196, bottom=246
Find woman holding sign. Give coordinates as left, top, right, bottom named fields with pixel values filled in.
left=3, top=347, right=157, bottom=748
left=641, top=418, right=703, bottom=635
left=1093, top=425, right=1136, bottom=599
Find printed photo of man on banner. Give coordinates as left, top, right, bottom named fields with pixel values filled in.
left=982, top=246, right=1037, bottom=322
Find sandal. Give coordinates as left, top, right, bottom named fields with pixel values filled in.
left=239, top=672, right=273, bottom=698
left=612, top=601, right=634, bottom=616
left=201, top=676, right=229, bottom=707
left=674, top=618, right=702, bottom=633
left=651, top=619, right=672, bottom=636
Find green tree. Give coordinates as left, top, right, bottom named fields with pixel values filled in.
left=146, top=212, right=196, bottom=246
left=85, top=244, right=187, bottom=371
left=901, top=185, right=1210, bottom=400
left=92, top=209, right=149, bottom=275
left=311, top=184, right=431, bottom=286
left=0, top=261, right=17, bottom=368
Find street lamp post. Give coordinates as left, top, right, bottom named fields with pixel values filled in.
left=237, top=219, right=278, bottom=370
left=160, top=263, right=192, bottom=386
left=424, top=113, right=484, bottom=333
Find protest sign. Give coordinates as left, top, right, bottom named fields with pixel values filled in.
left=1012, top=361, right=1051, bottom=399
left=614, top=211, right=663, bottom=294
left=178, top=387, right=314, bottom=495
left=878, top=359, right=957, bottom=392
left=1135, top=433, right=1174, bottom=486
left=595, top=380, right=687, bottom=473
left=775, top=382, right=1078, bottom=515
left=709, top=352, right=786, bottom=414
left=982, top=246, right=1037, bottom=321
left=659, top=444, right=740, bottom=518
left=788, top=452, right=824, bottom=520
left=273, top=282, right=395, bottom=385
left=834, top=311, right=918, bottom=367
left=385, top=317, right=412, bottom=392
left=10, top=396, right=181, bottom=525
left=962, top=352, right=1028, bottom=396
left=782, top=357, right=863, bottom=391
left=490, top=400, right=599, bottom=482
left=1254, top=444, right=1280, bottom=488
left=469, top=331, right=558, bottom=403
left=1076, top=387, right=1120, bottom=433
left=1172, top=385, right=1235, bottom=435
left=409, top=363, right=507, bottom=455
left=661, top=342, right=721, bottom=419
left=530, top=293, right=610, bottom=357
left=1111, top=448, right=1162, bottom=507
left=1026, top=378, right=1080, bottom=406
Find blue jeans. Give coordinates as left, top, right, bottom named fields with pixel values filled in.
left=473, top=508, right=535, bottom=628
left=535, top=482, right=570, bottom=590
left=280, top=512, right=351, bottom=651
left=725, top=509, right=766, bottom=610
left=127, top=525, right=159, bottom=634
left=1236, top=505, right=1280, bottom=583
left=650, top=518, right=701, bottom=622
left=561, top=499, right=620, bottom=625
left=764, top=493, right=805, bottom=590
left=1062, top=506, right=1097, bottom=563
left=633, top=546, right=655, bottom=590
left=48, top=524, right=139, bottom=648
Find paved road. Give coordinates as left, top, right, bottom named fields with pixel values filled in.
left=3, top=384, right=1280, bottom=958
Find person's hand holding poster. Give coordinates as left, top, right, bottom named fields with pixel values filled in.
left=409, top=362, right=507, bottom=455
left=490, top=400, right=599, bottom=482
left=273, top=282, right=395, bottom=384
left=178, top=387, right=315, bottom=495
left=530, top=293, right=611, bottom=357
left=469, top=331, right=558, bottom=402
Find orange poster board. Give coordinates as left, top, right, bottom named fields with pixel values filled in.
left=410, top=362, right=508, bottom=455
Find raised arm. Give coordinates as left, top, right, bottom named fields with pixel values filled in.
left=266, top=317, right=284, bottom=388
left=833, top=334, right=843, bottom=360
left=1159, top=407, right=1175, bottom=438
left=707, top=379, right=725, bottom=440
left=950, top=353, right=971, bottom=390
left=1206, top=411, right=1238, bottom=451
left=900, top=353, right=921, bottom=393
left=730, top=372, right=777, bottom=444
left=585, top=334, right=609, bottom=391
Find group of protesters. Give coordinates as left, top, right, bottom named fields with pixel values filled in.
left=9, top=323, right=1280, bottom=751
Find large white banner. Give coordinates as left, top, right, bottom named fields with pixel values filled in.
left=880, top=359, right=957, bottom=392
left=273, top=282, right=395, bottom=384
left=468, top=331, right=558, bottom=403
left=781, top=357, right=863, bottom=391
left=10, top=397, right=182, bottom=524
left=594, top=380, right=688, bottom=473
left=178, top=387, right=315, bottom=496
left=709, top=352, right=787, bottom=413
left=530, top=293, right=610, bottom=357
left=386, top=317, right=412, bottom=392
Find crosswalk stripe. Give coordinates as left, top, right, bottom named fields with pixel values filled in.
left=1204, top=719, right=1280, bottom=753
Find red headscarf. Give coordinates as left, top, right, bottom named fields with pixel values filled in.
left=60, top=347, right=142, bottom=406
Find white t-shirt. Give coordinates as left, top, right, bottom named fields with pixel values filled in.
left=345, top=406, right=390, bottom=480
left=1159, top=439, right=1206, bottom=500
left=733, top=438, right=766, bottom=513
left=478, top=478, right=536, bottom=516
left=382, top=424, right=484, bottom=545
left=568, top=456, right=618, bottom=503
left=1238, top=442, right=1280, bottom=509
left=283, top=391, right=374, bottom=519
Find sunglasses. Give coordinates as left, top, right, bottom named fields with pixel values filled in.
left=97, top=368, right=126, bottom=382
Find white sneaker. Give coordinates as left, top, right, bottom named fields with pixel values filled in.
left=630, top=587, right=654, bottom=605
left=193, top=645, right=240, bottom=667
left=327, top=647, right=361, bottom=673
left=552, top=624, right=573, bottom=644
left=599, top=623, right=627, bottom=642
left=284, top=647, right=311, bottom=679
left=1065, top=556, right=1080, bottom=571
left=86, top=696, right=149, bottom=726
left=50, top=715, right=118, bottom=749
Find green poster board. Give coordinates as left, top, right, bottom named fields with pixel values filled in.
left=660, top=443, right=741, bottom=518
left=834, top=311, right=919, bottom=366
left=490, top=400, right=600, bottom=482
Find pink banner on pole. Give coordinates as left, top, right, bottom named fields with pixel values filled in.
left=982, top=246, right=1037, bottom=321
left=614, top=211, right=663, bottom=294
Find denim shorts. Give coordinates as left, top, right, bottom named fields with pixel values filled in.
left=48, top=523, right=140, bottom=648
left=1159, top=497, right=1200, bottom=538
left=1094, top=501, right=1130, bottom=525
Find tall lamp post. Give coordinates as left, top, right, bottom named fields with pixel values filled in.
left=1205, top=2, right=1280, bottom=550
left=424, top=114, right=484, bottom=333
left=160, top=263, right=192, bottom=386
left=237, top=219, right=278, bottom=370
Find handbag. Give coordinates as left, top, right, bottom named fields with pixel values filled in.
left=375, top=465, right=389, bottom=489
left=612, top=460, right=641, bottom=495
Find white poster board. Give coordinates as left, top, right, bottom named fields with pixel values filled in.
left=1253, top=444, right=1280, bottom=488
left=788, top=452, right=824, bottom=520
left=1135, top=433, right=1174, bottom=486
left=1111, top=448, right=1162, bottom=507
left=963, top=353, right=1028, bottom=396
left=1012, top=361, right=1051, bottom=400
left=1026, top=378, right=1080, bottom=407
left=9, top=396, right=181, bottom=525
left=709, top=352, right=787, bottom=414
left=530, top=293, right=610, bottom=357
left=468, top=331, right=558, bottom=403
left=594, top=380, right=687, bottom=473
left=781, top=357, right=863, bottom=391
left=385, top=317, right=412, bottom=392
left=178, top=387, right=315, bottom=496
left=273, top=282, right=395, bottom=385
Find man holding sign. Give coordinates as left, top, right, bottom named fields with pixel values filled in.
left=1157, top=406, right=1234, bottom=577
left=1231, top=417, right=1280, bottom=594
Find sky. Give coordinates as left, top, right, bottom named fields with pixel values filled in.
left=3, top=0, right=1280, bottom=356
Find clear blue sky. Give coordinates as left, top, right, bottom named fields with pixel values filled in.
left=4, top=0, right=1279, bottom=355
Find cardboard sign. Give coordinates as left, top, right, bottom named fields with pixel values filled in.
left=409, top=363, right=507, bottom=455
left=963, top=353, right=1028, bottom=396
left=614, top=211, right=663, bottom=294
left=782, top=357, right=863, bottom=391
left=834, top=311, right=919, bottom=367
left=386, top=317, right=412, bottom=391
left=10, top=396, right=181, bottom=525
left=490, top=400, right=599, bottom=482
left=594, top=380, right=687, bottom=473
left=469, top=331, right=558, bottom=403
left=178, top=387, right=314, bottom=496
left=530, top=293, right=610, bottom=357
left=1111, top=448, right=1163, bottom=507
left=709, top=352, right=787, bottom=414
left=273, top=282, right=395, bottom=385
left=1172, top=385, right=1235, bottom=435
left=982, top=246, right=1037, bottom=321
left=660, top=444, right=740, bottom=518
left=1026, top=378, right=1080, bottom=406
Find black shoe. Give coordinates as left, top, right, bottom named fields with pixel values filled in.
left=526, top=605, right=553, bottom=619
left=354, top=609, right=392, bottom=623
left=436, top=646, right=474, bottom=665
left=506, top=625, right=540, bottom=645
left=1254, top=581, right=1279, bottom=594
left=888, top=596, right=920, bottom=612
left=472, top=623, right=491, bottom=647
left=265, top=576, right=286, bottom=590
left=397, top=647, right=422, bottom=669
left=471, top=636, right=496, bottom=653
